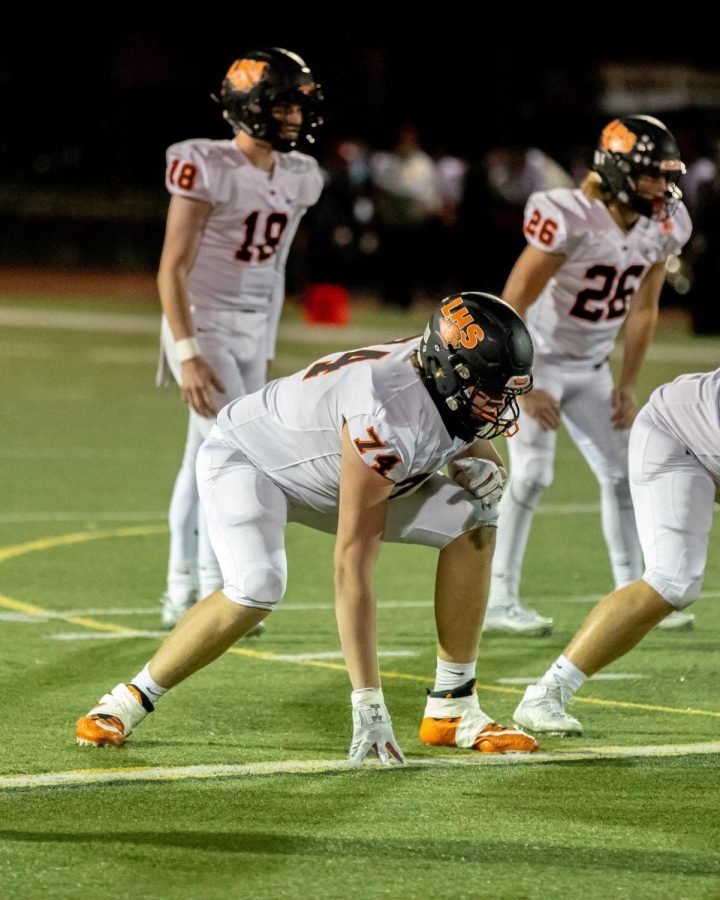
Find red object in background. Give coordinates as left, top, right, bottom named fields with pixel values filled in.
left=303, top=283, right=350, bottom=325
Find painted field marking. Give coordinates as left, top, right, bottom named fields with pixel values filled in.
left=3, top=741, right=720, bottom=792
left=2, top=529, right=720, bottom=721
left=0, top=512, right=166, bottom=523
left=271, top=650, right=417, bottom=661
left=51, top=630, right=168, bottom=641
left=497, top=673, right=648, bottom=685
left=0, top=525, right=166, bottom=565
left=2, top=304, right=718, bottom=365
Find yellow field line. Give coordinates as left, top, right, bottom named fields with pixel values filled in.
left=227, top=646, right=720, bottom=718
left=0, top=525, right=166, bottom=564
left=2, top=528, right=720, bottom=721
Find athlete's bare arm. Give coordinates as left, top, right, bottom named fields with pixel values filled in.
left=157, top=194, right=226, bottom=417
left=612, top=260, right=664, bottom=430
left=503, top=245, right=566, bottom=432
left=334, top=424, right=394, bottom=689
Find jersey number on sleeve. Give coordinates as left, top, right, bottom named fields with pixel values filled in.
left=353, top=426, right=401, bottom=477
left=569, top=264, right=645, bottom=322
left=235, top=211, right=289, bottom=263
left=524, top=210, right=559, bottom=246
left=167, top=160, right=198, bottom=191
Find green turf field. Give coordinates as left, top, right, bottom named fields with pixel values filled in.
left=1, top=294, right=719, bottom=898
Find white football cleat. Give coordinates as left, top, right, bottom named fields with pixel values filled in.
left=655, top=609, right=695, bottom=631
left=513, top=683, right=583, bottom=735
left=243, top=621, right=266, bottom=639
left=483, top=600, right=554, bottom=636
left=161, top=589, right=198, bottom=629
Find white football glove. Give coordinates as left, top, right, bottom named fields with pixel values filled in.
left=348, top=688, right=406, bottom=766
left=450, top=457, right=507, bottom=510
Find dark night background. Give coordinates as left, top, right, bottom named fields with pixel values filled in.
left=2, top=33, right=720, bottom=327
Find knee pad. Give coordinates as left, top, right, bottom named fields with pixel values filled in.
left=241, top=563, right=286, bottom=609
left=644, top=571, right=702, bottom=610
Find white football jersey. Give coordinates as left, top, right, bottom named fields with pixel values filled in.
left=165, top=138, right=323, bottom=313
left=522, top=188, right=692, bottom=366
left=645, top=368, right=720, bottom=483
left=215, top=338, right=468, bottom=511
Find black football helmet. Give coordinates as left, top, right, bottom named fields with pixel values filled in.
left=219, top=48, right=323, bottom=152
left=592, top=115, right=686, bottom=219
left=418, top=292, right=534, bottom=442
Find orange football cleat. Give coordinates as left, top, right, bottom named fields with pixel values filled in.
left=75, top=683, right=152, bottom=748
left=419, top=678, right=539, bottom=753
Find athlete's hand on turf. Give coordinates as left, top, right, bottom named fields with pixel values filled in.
left=180, top=357, right=226, bottom=418
left=450, top=458, right=507, bottom=509
left=519, top=389, right=561, bottom=431
left=348, top=702, right=406, bottom=766
left=611, top=386, right=637, bottom=430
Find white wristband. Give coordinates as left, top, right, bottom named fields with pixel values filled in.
left=175, top=337, right=201, bottom=363
left=351, top=687, right=384, bottom=707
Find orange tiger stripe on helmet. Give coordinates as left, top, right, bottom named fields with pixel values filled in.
left=226, top=59, right=268, bottom=92
left=601, top=119, right=637, bottom=154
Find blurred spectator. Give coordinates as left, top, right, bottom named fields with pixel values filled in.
left=458, top=145, right=574, bottom=294
left=427, top=147, right=469, bottom=297
left=303, top=139, right=378, bottom=288
left=371, top=124, right=442, bottom=308
left=685, top=142, right=720, bottom=333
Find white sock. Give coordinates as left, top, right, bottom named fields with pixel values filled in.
left=131, top=664, right=169, bottom=705
left=540, top=654, right=587, bottom=694
left=433, top=657, right=476, bottom=693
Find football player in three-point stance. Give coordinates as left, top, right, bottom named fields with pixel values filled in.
left=158, top=48, right=324, bottom=628
left=514, top=367, right=720, bottom=735
left=77, top=293, right=540, bottom=763
left=484, top=115, right=694, bottom=636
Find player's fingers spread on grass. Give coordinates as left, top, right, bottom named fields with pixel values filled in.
left=385, top=740, right=407, bottom=764
left=348, top=737, right=373, bottom=766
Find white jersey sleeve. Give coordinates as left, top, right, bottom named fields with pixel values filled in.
left=165, top=140, right=221, bottom=205
left=297, top=156, right=324, bottom=207
left=523, top=188, right=692, bottom=366
left=346, top=409, right=414, bottom=484
left=660, top=201, right=692, bottom=258
left=522, top=192, right=570, bottom=255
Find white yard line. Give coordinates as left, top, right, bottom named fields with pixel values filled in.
left=3, top=742, right=720, bottom=791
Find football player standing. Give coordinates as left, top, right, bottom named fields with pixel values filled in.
left=158, top=48, right=324, bottom=628
left=484, top=116, right=694, bottom=635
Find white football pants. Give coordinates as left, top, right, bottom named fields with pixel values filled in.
left=630, top=404, right=716, bottom=608
left=196, top=430, right=499, bottom=610
left=161, top=312, right=268, bottom=601
left=490, top=357, right=642, bottom=605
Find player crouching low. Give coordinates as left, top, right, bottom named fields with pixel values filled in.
left=77, top=292, right=539, bottom=760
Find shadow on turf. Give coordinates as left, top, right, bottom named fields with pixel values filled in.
left=0, top=831, right=717, bottom=876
